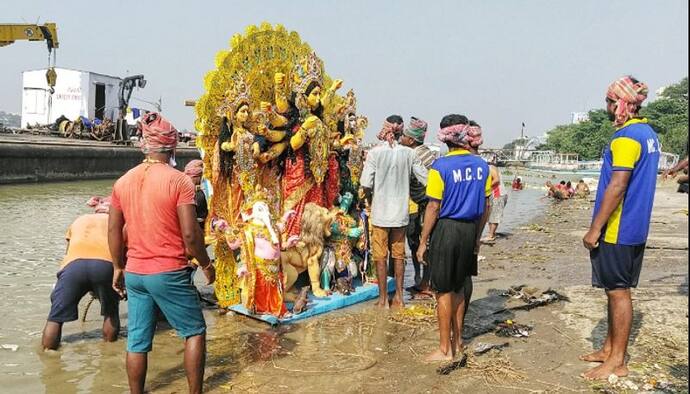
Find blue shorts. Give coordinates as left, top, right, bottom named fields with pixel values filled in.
left=590, top=241, right=645, bottom=290
left=48, top=259, right=120, bottom=323
left=125, top=269, right=206, bottom=353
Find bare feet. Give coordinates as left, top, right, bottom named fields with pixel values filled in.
left=450, top=334, right=465, bottom=358
left=424, top=348, right=453, bottom=363
left=579, top=349, right=610, bottom=363
left=374, top=298, right=389, bottom=309
left=390, top=296, right=404, bottom=309
left=581, top=361, right=629, bottom=380
left=453, top=343, right=465, bottom=358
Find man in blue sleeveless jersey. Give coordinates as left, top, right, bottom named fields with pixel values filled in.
left=581, top=76, right=659, bottom=380
left=416, top=114, right=491, bottom=362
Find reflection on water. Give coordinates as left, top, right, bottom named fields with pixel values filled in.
left=0, top=178, right=546, bottom=393
left=494, top=186, right=546, bottom=235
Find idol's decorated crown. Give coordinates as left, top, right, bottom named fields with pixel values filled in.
left=216, top=72, right=252, bottom=119
left=292, top=51, right=324, bottom=94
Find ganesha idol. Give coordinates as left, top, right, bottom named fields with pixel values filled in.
left=212, top=187, right=294, bottom=317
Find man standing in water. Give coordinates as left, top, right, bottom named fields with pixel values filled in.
left=581, top=76, right=659, bottom=380
left=400, top=116, right=437, bottom=295
left=361, top=115, right=428, bottom=308
left=483, top=156, right=507, bottom=243
left=416, top=115, right=491, bottom=361
left=109, top=113, right=215, bottom=394
left=42, top=197, right=120, bottom=350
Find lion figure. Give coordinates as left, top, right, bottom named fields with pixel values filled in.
left=281, top=202, right=335, bottom=298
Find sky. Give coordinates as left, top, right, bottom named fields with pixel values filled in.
left=2, top=0, right=688, bottom=147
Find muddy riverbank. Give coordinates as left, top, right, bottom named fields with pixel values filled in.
left=182, top=182, right=687, bottom=393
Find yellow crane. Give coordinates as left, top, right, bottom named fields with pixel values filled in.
left=0, top=23, right=59, bottom=92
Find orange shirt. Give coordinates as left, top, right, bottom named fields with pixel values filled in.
left=111, top=163, right=196, bottom=275
left=62, top=213, right=112, bottom=269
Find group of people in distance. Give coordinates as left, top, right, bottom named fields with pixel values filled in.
left=546, top=179, right=590, bottom=200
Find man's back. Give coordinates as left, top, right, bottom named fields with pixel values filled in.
left=62, top=213, right=112, bottom=268
left=361, top=143, right=426, bottom=227
left=112, top=163, right=195, bottom=274
left=428, top=150, right=491, bottom=221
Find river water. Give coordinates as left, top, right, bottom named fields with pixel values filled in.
left=0, top=176, right=550, bottom=393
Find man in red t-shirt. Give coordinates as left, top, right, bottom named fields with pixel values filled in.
left=109, top=113, right=214, bottom=394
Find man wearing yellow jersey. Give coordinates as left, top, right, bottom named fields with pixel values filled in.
left=581, top=76, right=660, bottom=380
left=416, top=114, right=491, bottom=362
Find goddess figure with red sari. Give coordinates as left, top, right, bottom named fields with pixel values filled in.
left=275, top=52, right=344, bottom=238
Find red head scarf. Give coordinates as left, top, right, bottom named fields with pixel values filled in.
left=86, top=196, right=112, bottom=214
left=606, top=76, right=649, bottom=127
left=138, top=112, right=178, bottom=153
left=377, top=120, right=404, bottom=146
left=437, top=123, right=483, bottom=150
left=184, top=159, right=204, bottom=178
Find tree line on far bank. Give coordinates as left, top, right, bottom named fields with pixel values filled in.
left=504, top=77, right=688, bottom=160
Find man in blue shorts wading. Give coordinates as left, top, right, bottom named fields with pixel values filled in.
left=109, top=113, right=215, bottom=394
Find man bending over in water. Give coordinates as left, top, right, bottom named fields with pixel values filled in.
left=42, top=197, right=121, bottom=350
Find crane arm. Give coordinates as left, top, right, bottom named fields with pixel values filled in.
left=0, top=23, right=59, bottom=50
